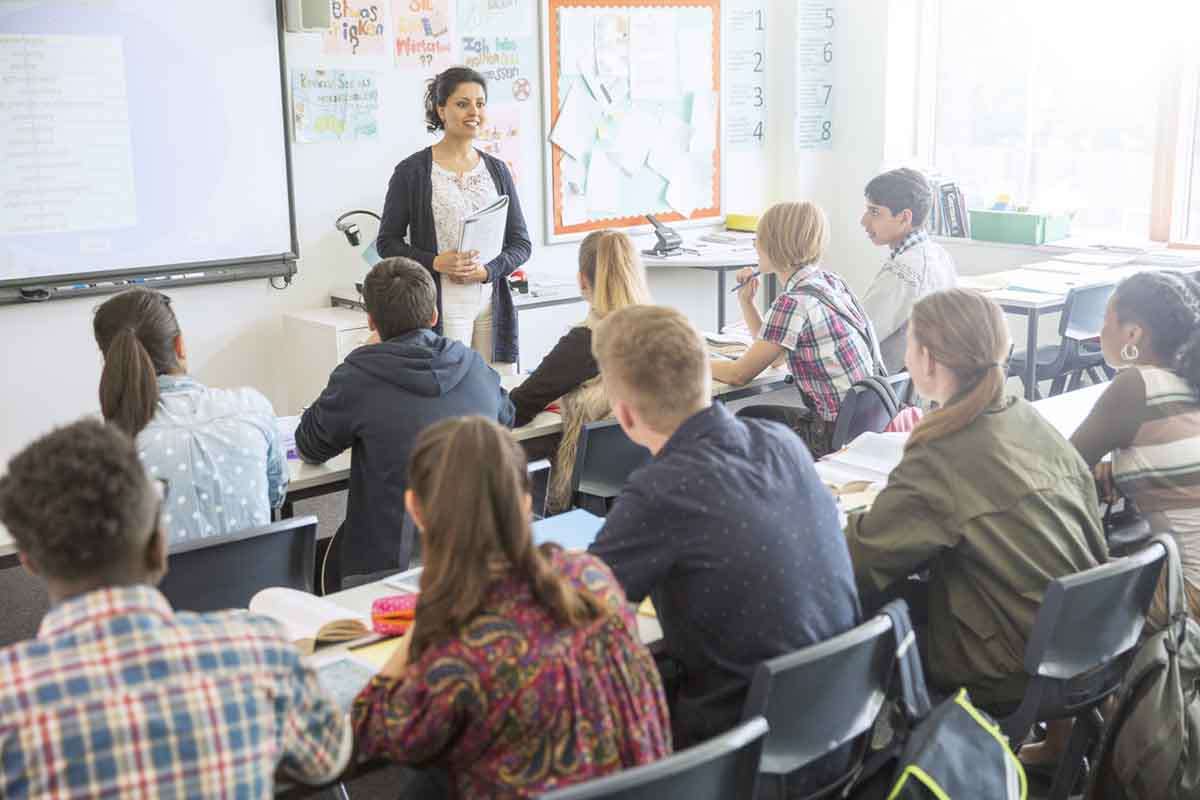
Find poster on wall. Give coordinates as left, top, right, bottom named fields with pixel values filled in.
left=794, top=0, right=838, bottom=151
left=461, top=35, right=537, bottom=104
left=457, top=0, right=530, bottom=35
left=725, top=0, right=766, bottom=151
left=392, top=0, right=455, bottom=72
left=291, top=69, right=380, bottom=143
left=324, top=1, right=388, bottom=56
left=475, top=104, right=522, bottom=181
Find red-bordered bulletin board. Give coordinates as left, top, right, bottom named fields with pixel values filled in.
left=540, top=0, right=722, bottom=242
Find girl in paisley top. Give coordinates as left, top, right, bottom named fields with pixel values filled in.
left=352, top=417, right=670, bottom=799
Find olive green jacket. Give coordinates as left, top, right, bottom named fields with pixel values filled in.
left=845, top=397, right=1108, bottom=708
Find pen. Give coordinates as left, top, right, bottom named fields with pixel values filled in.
left=729, top=270, right=762, bottom=294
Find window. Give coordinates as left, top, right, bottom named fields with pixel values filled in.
left=922, top=0, right=1200, bottom=243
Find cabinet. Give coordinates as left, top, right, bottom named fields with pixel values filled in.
left=282, top=308, right=372, bottom=414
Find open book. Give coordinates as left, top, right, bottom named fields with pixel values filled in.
left=249, top=587, right=371, bottom=655
left=815, top=431, right=908, bottom=488
left=459, top=195, right=510, bottom=264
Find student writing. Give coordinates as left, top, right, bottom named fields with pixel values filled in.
left=352, top=416, right=670, bottom=799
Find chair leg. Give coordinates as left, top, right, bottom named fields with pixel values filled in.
left=1047, top=712, right=1097, bottom=800
left=333, top=782, right=351, bottom=800
left=1067, top=371, right=1084, bottom=392
left=1049, top=374, right=1068, bottom=396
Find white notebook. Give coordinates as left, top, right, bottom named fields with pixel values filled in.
left=459, top=195, right=510, bottom=264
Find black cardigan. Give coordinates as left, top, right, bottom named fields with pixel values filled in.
left=376, top=147, right=532, bottom=364
left=508, top=325, right=599, bottom=426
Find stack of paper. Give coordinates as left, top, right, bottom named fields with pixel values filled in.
left=459, top=195, right=510, bottom=264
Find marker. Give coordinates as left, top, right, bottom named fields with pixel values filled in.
left=729, top=270, right=762, bottom=294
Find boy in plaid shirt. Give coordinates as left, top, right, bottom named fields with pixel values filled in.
left=712, top=201, right=883, bottom=457
left=0, top=420, right=352, bottom=798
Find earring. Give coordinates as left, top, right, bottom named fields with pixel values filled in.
left=1121, top=342, right=1140, bottom=363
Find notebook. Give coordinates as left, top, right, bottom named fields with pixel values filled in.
left=532, top=509, right=605, bottom=551
left=459, top=195, right=510, bottom=264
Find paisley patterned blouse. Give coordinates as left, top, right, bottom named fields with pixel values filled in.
left=351, top=549, right=671, bottom=798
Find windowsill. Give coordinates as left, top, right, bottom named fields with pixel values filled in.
left=931, top=235, right=1167, bottom=256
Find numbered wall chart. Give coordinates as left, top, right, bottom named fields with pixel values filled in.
left=794, top=0, right=838, bottom=151
left=725, top=0, right=766, bottom=151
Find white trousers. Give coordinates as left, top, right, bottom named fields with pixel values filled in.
left=440, top=281, right=514, bottom=374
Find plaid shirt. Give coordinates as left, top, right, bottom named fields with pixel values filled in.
left=760, top=267, right=879, bottom=421
left=0, top=586, right=350, bottom=799
left=889, top=228, right=929, bottom=259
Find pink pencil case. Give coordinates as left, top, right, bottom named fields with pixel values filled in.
left=371, top=593, right=419, bottom=636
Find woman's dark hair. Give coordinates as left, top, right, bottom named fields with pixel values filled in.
left=93, top=288, right=182, bottom=436
left=406, top=416, right=606, bottom=661
left=424, top=66, right=487, bottom=133
left=1112, top=271, right=1200, bottom=390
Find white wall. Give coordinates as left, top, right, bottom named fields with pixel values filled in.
left=0, top=2, right=773, bottom=464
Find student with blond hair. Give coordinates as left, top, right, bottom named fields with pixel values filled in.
left=352, top=416, right=670, bottom=799
left=845, top=289, right=1106, bottom=709
left=711, top=201, right=883, bottom=458
left=509, top=230, right=651, bottom=510
left=589, top=305, right=859, bottom=791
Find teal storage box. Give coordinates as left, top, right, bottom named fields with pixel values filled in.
left=967, top=210, right=1071, bottom=245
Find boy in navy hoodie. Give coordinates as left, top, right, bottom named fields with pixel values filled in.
left=297, top=257, right=514, bottom=588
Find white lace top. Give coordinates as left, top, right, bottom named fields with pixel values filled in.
left=430, top=154, right=499, bottom=256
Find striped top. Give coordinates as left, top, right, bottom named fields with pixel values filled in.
left=1073, top=365, right=1200, bottom=581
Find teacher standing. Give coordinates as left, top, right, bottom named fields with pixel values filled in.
left=377, top=66, right=532, bottom=369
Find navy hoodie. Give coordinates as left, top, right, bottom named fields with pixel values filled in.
left=295, top=329, right=515, bottom=577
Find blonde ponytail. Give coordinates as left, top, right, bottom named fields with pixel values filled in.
left=906, top=290, right=1011, bottom=449
left=579, top=230, right=652, bottom=318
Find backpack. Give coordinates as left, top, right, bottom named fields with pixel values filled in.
left=1087, top=535, right=1200, bottom=800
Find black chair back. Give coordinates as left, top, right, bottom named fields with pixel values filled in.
left=159, top=515, right=317, bottom=612
left=830, top=377, right=899, bottom=451
left=741, top=602, right=900, bottom=796
left=536, top=716, right=768, bottom=799
left=1059, top=282, right=1116, bottom=342
left=570, top=419, right=651, bottom=508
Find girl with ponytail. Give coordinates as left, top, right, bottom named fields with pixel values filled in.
left=1071, top=270, right=1200, bottom=618
left=93, top=288, right=287, bottom=544
left=508, top=229, right=652, bottom=511
left=351, top=417, right=669, bottom=797
left=845, top=288, right=1107, bottom=709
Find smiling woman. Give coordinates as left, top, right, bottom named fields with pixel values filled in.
left=375, top=66, right=532, bottom=370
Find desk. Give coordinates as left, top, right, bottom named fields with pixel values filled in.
left=961, top=261, right=1200, bottom=400
left=280, top=369, right=792, bottom=518
left=641, top=244, right=775, bottom=332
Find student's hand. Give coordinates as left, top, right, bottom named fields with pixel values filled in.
left=1094, top=462, right=1116, bottom=503
left=735, top=267, right=758, bottom=304
left=377, top=625, right=415, bottom=680
left=433, top=250, right=479, bottom=276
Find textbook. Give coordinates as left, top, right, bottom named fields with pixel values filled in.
left=532, top=508, right=605, bottom=551
left=248, top=587, right=372, bottom=654
left=459, top=195, right=510, bottom=264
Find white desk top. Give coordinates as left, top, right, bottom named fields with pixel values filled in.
left=641, top=239, right=758, bottom=270
left=1031, top=382, right=1106, bottom=440
left=961, top=261, right=1200, bottom=312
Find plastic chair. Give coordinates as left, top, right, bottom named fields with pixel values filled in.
left=994, top=535, right=1168, bottom=800
left=536, top=716, right=768, bottom=799
left=570, top=419, right=651, bottom=514
left=829, top=376, right=900, bottom=451
left=740, top=601, right=905, bottom=799
left=158, top=515, right=317, bottom=612
left=1009, top=282, right=1116, bottom=398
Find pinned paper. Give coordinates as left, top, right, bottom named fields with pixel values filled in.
left=392, top=0, right=454, bottom=72
left=324, top=1, right=387, bottom=56
left=647, top=115, right=692, bottom=180
left=475, top=105, right=521, bottom=182
left=629, top=13, right=679, bottom=100
left=550, top=82, right=599, bottom=161
left=688, top=90, right=717, bottom=154
left=611, top=109, right=657, bottom=175
left=594, top=14, right=631, bottom=81
left=585, top=152, right=622, bottom=215
left=291, top=69, right=380, bottom=143
left=678, top=27, right=711, bottom=91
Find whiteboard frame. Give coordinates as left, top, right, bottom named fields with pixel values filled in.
left=538, top=0, right=726, bottom=245
left=0, top=0, right=300, bottom=304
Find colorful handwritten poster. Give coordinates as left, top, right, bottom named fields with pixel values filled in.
left=393, top=0, right=455, bottom=72
left=292, top=69, right=381, bottom=143
left=460, top=34, right=536, bottom=104
left=457, top=0, right=530, bottom=35
left=475, top=104, right=521, bottom=181
left=324, top=1, right=387, bottom=56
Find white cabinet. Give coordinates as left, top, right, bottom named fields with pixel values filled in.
left=282, top=308, right=372, bottom=414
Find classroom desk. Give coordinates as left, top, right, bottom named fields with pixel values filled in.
left=961, top=261, right=1200, bottom=401
left=279, top=368, right=792, bottom=518
left=641, top=244, right=776, bottom=332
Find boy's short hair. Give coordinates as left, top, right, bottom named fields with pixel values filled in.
left=362, top=257, right=437, bottom=341
left=592, top=305, right=709, bottom=433
left=757, top=201, right=830, bottom=272
left=0, top=419, right=155, bottom=581
left=864, top=167, right=933, bottom=228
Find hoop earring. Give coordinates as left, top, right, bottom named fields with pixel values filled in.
left=1121, top=342, right=1140, bottom=363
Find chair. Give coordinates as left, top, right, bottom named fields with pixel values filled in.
left=158, top=515, right=318, bottom=612
left=994, top=535, right=1169, bottom=800
left=536, top=716, right=769, bottom=799
left=570, top=420, right=651, bottom=514
left=740, top=601, right=904, bottom=799
left=829, top=376, right=900, bottom=451
left=1009, top=282, right=1116, bottom=399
